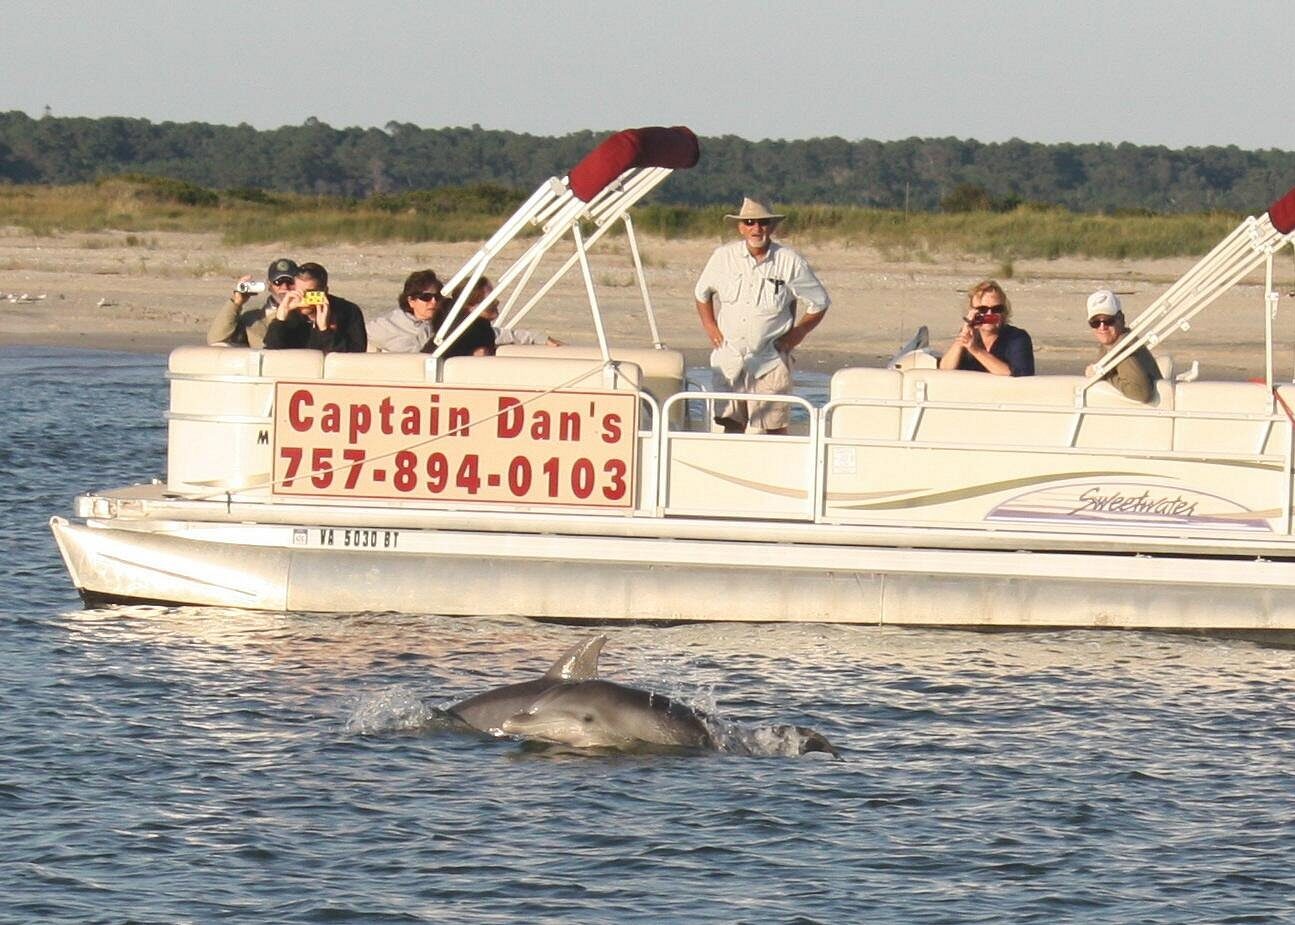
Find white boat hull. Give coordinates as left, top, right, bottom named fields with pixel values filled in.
left=50, top=509, right=1295, bottom=629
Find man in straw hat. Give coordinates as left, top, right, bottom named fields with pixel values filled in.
left=695, top=197, right=830, bottom=434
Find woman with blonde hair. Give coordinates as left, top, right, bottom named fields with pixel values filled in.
left=938, top=279, right=1034, bottom=376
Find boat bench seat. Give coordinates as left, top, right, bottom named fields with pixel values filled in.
left=828, top=367, right=1177, bottom=451
left=168, top=347, right=324, bottom=417
left=440, top=355, right=643, bottom=392
left=323, top=352, right=434, bottom=383
left=827, top=368, right=903, bottom=440
left=1174, top=381, right=1286, bottom=455
left=497, top=344, right=684, bottom=408
left=169, top=345, right=324, bottom=378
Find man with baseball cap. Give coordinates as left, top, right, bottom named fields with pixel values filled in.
left=1083, top=289, right=1160, bottom=403
left=206, top=257, right=299, bottom=347
left=694, top=197, right=830, bottom=434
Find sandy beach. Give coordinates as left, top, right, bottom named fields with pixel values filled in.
left=2, top=226, right=1289, bottom=381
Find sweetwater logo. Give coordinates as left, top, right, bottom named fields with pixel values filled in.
left=987, top=481, right=1272, bottom=532
left=1070, top=487, right=1198, bottom=518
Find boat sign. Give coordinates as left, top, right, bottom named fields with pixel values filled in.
left=271, top=381, right=639, bottom=508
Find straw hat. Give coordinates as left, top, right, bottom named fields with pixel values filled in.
left=725, top=197, right=785, bottom=222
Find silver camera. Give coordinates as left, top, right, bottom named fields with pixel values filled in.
left=235, top=281, right=267, bottom=294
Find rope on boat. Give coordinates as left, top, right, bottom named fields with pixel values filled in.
left=184, top=359, right=625, bottom=502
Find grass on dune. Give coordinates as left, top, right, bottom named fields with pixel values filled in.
left=0, top=177, right=1246, bottom=261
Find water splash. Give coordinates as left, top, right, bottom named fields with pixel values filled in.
left=343, top=686, right=441, bottom=735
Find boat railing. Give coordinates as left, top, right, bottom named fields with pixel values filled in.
left=821, top=393, right=1290, bottom=456
left=817, top=380, right=1295, bottom=536
left=161, top=343, right=1295, bottom=538
left=657, top=392, right=819, bottom=520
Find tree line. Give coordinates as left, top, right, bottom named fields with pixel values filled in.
left=1, top=110, right=1292, bottom=214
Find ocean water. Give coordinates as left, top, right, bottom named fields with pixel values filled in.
left=3, top=346, right=1295, bottom=924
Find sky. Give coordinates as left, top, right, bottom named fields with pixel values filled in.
left=3, top=0, right=1290, bottom=150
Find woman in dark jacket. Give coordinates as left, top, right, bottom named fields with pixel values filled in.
left=263, top=262, right=367, bottom=353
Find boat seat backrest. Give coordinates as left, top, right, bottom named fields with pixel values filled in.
left=497, top=344, right=683, bottom=378
left=439, top=355, right=643, bottom=392
left=258, top=349, right=326, bottom=379
left=1073, top=378, right=1174, bottom=450
left=897, top=370, right=1177, bottom=450
left=168, top=346, right=320, bottom=417
left=169, top=345, right=264, bottom=376
left=497, top=345, right=683, bottom=404
left=1174, top=381, right=1285, bottom=455
left=323, top=352, right=433, bottom=383
left=901, top=370, right=1084, bottom=445
left=826, top=367, right=903, bottom=440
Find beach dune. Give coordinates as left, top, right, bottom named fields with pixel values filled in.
left=1, top=228, right=1286, bottom=381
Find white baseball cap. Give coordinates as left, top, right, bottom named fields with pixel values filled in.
left=1086, top=289, right=1122, bottom=320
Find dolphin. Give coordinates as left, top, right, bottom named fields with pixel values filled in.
left=502, top=679, right=711, bottom=750
left=446, top=634, right=606, bottom=735
left=501, top=679, right=841, bottom=758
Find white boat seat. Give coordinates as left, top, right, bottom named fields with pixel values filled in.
left=497, top=344, right=683, bottom=407
left=1175, top=380, right=1283, bottom=455
left=167, top=346, right=321, bottom=417
left=258, top=349, right=325, bottom=379
left=323, top=352, right=433, bottom=383
left=1074, top=378, right=1174, bottom=450
left=169, top=345, right=263, bottom=376
left=827, top=367, right=903, bottom=440
left=901, top=370, right=1085, bottom=445
left=440, top=355, right=643, bottom=392
left=898, top=370, right=1175, bottom=451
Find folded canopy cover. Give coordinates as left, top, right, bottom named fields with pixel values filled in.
left=568, top=126, right=700, bottom=202
left=1269, top=186, right=1295, bottom=234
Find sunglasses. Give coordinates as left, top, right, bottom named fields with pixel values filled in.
left=410, top=291, right=441, bottom=302
left=741, top=218, right=773, bottom=227
left=271, top=276, right=296, bottom=286
left=1089, top=316, right=1118, bottom=329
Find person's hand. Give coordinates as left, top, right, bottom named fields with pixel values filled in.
left=232, top=274, right=254, bottom=307
left=275, top=290, right=301, bottom=322
left=706, top=327, right=724, bottom=348
left=313, top=297, right=330, bottom=331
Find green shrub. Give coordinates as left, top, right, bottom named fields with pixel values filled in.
left=99, top=174, right=220, bottom=207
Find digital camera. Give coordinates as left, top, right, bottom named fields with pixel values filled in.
left=970, top=311, right=1003, bottom=327
left=235, top=280, right=266, bottom=294
left=301, top=290, right=327, bottom=307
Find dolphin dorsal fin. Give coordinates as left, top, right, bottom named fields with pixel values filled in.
left=543, top=635, right=607, bottom=681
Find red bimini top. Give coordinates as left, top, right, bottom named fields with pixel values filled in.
left=567, top=126, right=700, bottom=202
left=1269, top=186, right=1295, bottom=235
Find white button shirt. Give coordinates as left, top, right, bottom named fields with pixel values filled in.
left=694, top=239, right=830, bottom=380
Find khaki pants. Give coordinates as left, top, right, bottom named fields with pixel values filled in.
left=714, top=353, right=793, bottom=433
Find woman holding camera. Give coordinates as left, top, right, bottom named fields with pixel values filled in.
left=938, top=279, right=1034, bottom=376
left=263, top=262, right=367, bottom=353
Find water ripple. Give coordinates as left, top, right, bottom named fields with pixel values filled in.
left=6, top=348, right=1295, bottom=922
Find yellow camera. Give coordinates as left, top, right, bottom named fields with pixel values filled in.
left=301, top=290, right=327, bottom=307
